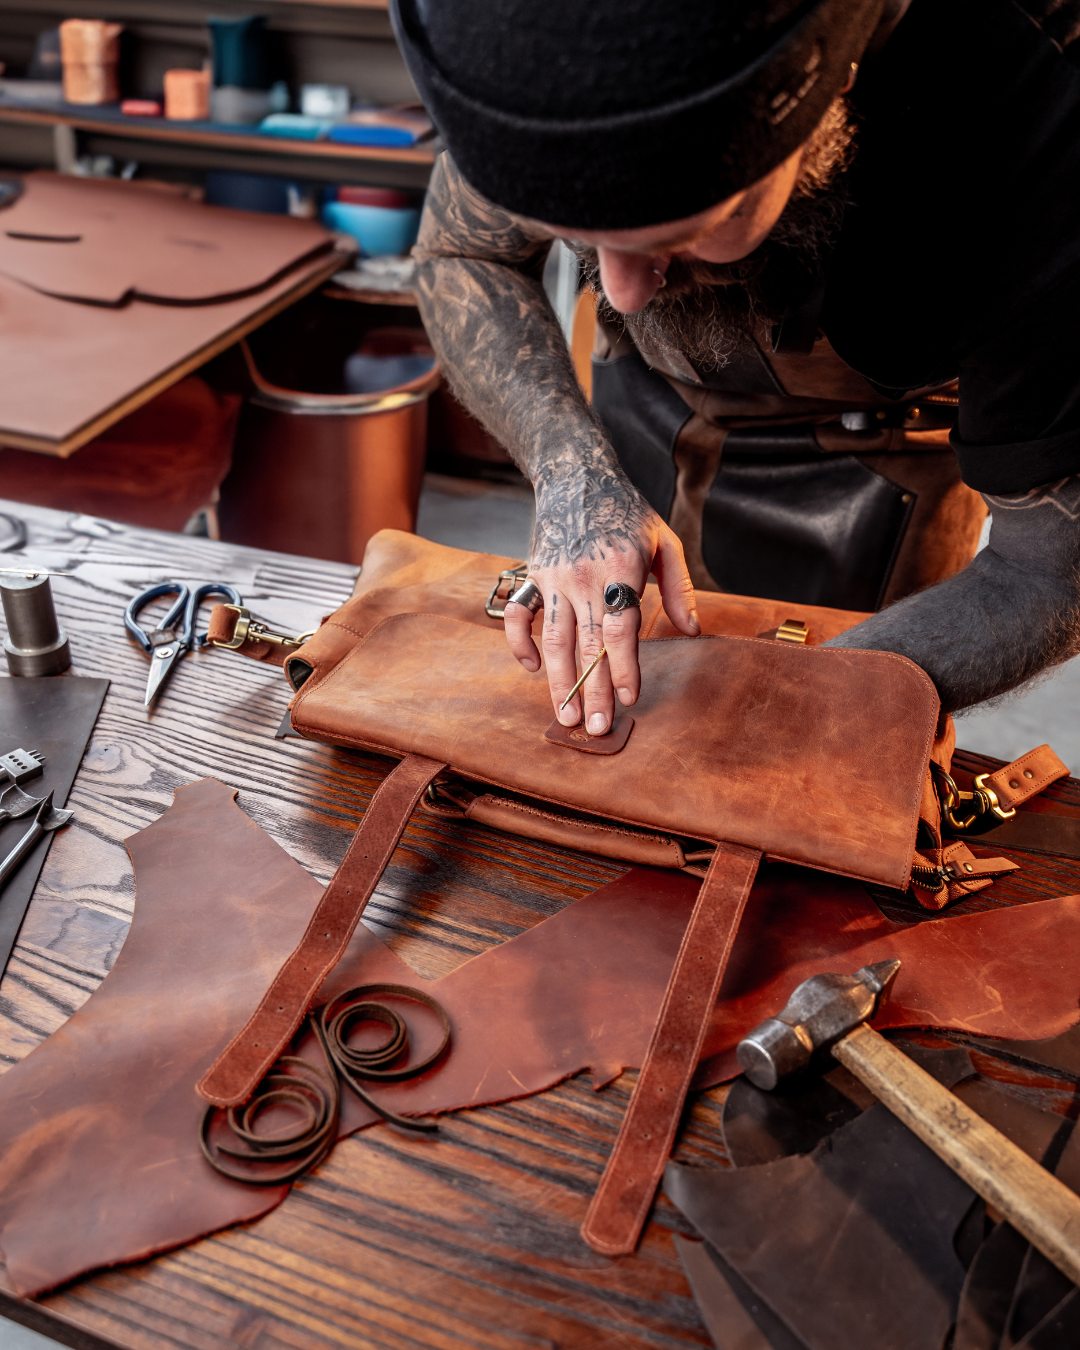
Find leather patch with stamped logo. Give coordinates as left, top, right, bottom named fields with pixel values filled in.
left=544, top=714, right=634, bottom=754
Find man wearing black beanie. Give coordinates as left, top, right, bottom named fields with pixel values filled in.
left=395, top=0, right=1080, bottom=738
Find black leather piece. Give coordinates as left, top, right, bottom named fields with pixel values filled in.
left=0, top=676, right=109, bottom=977
left=674, top=1234, right=809, bottom=1350
left=702, top=450, right=915, bottom=610
left=666, top=1103, right=977, bottom=1350
left=591, top=354, right=690, bottom=520
left=721, top=1043, right=974, bottom=1168
left=1015, top=1289, right=1080, bottom=1349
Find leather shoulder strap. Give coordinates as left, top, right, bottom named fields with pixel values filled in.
left=580, top=842, right=762, bottom=1255
left=198, top=753, right=445, bottom=1107
left=982, top=745, right=1069, bottom=812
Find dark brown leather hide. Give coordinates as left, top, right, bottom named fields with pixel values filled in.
left=2, top=780, right=1080, bottom=1297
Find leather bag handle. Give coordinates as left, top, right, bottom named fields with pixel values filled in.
left=198, top=754, right=446, bottom=1107
left=581, top=842, right=763, bottom=1255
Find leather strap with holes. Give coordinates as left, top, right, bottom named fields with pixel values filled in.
left=198, top=754, right=445, bottom=1107
left=982, top=745, right=1069, bottom=812
left=580, top=842, right=762, bottom=1256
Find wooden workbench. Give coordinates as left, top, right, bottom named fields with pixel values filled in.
left=0, top=498, right=1077, bottom=1350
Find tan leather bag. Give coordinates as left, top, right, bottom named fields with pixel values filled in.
left=278, top=531, right=957, bottom=887
left=202, top=530, right=1014, bottom=1257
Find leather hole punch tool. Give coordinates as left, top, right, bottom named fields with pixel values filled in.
left=125, top=580, right=242, bottom=707
left=737, top=962, right=1080, bottom=1288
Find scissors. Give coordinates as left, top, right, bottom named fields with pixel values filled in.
left=125, top=581, right=242, bottom=707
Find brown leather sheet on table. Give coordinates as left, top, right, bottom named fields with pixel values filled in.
left=696, top=864, right=1080, bottom=1086
left=2, top=779, right=1079, bottom=1298
left=290, top=614, right=939, bottom=890
left=0, top=173, right=333, bottom=306
left=0, top=249, right=345, bottom=449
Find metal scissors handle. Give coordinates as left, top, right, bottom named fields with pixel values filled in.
left=126, top=580, right=242, bottom=706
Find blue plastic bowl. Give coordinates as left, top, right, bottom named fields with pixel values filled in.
left=321, top=201, right=420, bottom=257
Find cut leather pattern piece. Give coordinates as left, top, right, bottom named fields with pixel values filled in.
left=2, top=781, right=1080, bottom=1297
left=543, top=713, right=634, bottom=753
left=290, top=612, right=939, bottom=890
left=0, top=173, right=333, bottom=307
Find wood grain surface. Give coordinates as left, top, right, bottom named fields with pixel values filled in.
left=0, top=497, right=1077, bottom=1350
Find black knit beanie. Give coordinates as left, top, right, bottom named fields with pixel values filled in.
left=392, top=0, right=884, bottom=229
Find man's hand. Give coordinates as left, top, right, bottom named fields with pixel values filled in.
left=504, top=466, right=699, bottom=733
left=411, top=153, right=698, bottom=716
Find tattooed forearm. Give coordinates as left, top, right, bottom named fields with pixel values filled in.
left=413, top=154, right=655, bottom=569
left=826, top=477, right=1080, bottom=711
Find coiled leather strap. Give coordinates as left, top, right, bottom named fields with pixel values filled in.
left=201, top=983, right=452, bottom=1184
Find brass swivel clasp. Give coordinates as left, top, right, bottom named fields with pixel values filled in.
left=208, top=604, right=314, bottom=651
left=931, top=763, right=1016, bottom=836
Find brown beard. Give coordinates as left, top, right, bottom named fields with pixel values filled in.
left=581, top=96, right=857, bottom=371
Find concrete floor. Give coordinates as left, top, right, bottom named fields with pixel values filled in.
left=414, top=477, right=1080, bottom=772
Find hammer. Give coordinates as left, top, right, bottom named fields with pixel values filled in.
left=737, top=960, right=1080, bottom=1286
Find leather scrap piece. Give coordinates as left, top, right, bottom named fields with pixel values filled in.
left=674, top=1235, right=808, bottom=1350
left=667, top=1104, right=978, bottom=1350
left=0, top=780, right=311, bottom=1300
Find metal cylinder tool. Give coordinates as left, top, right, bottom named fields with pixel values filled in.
left=0, top=573, right=70, bottom=676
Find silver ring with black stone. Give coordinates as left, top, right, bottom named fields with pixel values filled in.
left=604, top=582, right=641, bottom=614
left=507, top=579, right=544, bottom=614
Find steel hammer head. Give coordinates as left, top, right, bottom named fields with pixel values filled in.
left=736, top=959, right=901, bottom=1091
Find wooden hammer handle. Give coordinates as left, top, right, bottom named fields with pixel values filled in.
left=835, top=1023, right=1080, bottom=1286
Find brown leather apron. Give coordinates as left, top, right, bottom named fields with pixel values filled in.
left=591, top=315, right=987, bottom=612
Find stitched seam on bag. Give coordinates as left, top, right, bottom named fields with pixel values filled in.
left=478, top=795, right=676, bottom=846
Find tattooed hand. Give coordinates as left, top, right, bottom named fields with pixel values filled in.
left=826, top=475, right=1080, bottom=712
left=414, top=153, right=699, bottom=730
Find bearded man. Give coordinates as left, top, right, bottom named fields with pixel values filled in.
left=394, top=0, right=1080, bottom=737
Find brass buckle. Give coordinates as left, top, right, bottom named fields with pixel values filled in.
left=933, top=764, right=1016, bottom=835
left=485, top=565, right=529, bottom=620
left=775, top=618, right=809, bottom=644
left=208, top=604, right=315, bottom=652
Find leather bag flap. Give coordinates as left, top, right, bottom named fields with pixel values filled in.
left=290, top=612, right=939, bottom=890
